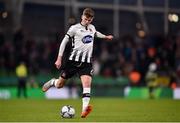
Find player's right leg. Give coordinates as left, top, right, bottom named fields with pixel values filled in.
left=81, top=104, right=93, bottom=118
left=80, top=75, right=93, bottom=118
left=42, top=77, right=66, bottom=92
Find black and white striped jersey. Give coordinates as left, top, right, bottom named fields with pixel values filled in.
left=58, top=23, right=106, bottom=63
left=67, top=23, right=96, bottom=63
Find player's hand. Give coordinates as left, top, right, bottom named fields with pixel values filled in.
left=105, top=35, right=113, bottom=41
left=55, top=56, right=62, bottom=69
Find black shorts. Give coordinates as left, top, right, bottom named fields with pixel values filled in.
left=60, top=60, right=93, bottom=79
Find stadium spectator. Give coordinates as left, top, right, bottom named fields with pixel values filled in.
left=145, top=62, right=158, bottom=98
left=15, top=61, right=28, bottom=98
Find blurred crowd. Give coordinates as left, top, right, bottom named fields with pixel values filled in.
left=0, top=28, right=180, bottom=87
left=94, top=32, right=180, bottom=86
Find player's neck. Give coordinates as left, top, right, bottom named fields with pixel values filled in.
left=80, top=22, right=89, bottom=30
left=80, top=22, right=88, bottom=27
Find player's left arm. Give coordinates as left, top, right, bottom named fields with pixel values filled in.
left=95, top=31, right=113, bottom=41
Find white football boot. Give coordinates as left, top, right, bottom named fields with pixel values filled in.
left=42, top=78, right=55, bottom=92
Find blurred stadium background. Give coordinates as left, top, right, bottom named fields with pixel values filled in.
left=0, top=0, right=180, bottom=100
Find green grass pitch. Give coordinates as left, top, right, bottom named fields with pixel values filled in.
left=0, top=98, right=180, bottom=122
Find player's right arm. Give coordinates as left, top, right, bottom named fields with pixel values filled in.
left=55, top=35, right=69, bottom=69
left=55, top=26, right=75, bottom=69
left=55, top=55, right=63, bottom=69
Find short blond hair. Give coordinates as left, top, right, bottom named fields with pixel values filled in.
left=83, top=8, right=95, bottom=18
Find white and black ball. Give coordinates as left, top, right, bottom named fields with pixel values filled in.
left=60, top=105, right=75, bottom=118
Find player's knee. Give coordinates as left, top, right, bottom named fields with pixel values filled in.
left=57, top=84, right=64, bottom=88
left=55, top=77, right=66, bottom=88
left=56, top=81, right=65, bottom=88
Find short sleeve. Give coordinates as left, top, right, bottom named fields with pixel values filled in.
left=66, top=25, right=75, bottom=37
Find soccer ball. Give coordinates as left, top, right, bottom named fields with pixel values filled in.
left=60, top=105, right=75, bottom=118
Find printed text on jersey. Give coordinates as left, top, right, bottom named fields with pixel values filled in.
left=82, top=35, right=93, bottom=44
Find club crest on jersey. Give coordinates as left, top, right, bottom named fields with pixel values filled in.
left=82, top=35, right=93, bottom=44
left=80, top=29, right=84, bottom=32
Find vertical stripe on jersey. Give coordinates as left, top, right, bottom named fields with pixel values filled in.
left=69, top=50, right=75, bottom=60
left=81, top=51, right=87, bottom=62
left=79, top=52, right=84, bottom=62
left=87, top=50, right=91, bottom=63
left=84, top=52, right=88, bottom=63
left=72, top=36, right=75, bottom=48
left=88, top=48, right=93, bottom=63
left=72, top=50, right=78, bottom=61
left=75, top=50, right=81, bottom=61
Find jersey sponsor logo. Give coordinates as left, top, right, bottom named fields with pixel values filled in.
left=82, top=35, right=93, bottom=44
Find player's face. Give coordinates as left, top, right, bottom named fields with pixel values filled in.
left=81, top=15, right=93, bottom=26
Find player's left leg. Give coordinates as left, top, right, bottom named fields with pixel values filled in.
left=42, top=77, right=66, bottom=92
left=80, top=75, right=93, bottom=118
left=42, top=60, right=76, bottom=92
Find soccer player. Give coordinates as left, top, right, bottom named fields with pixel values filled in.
left=42, top=8, right=113, bottom=118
